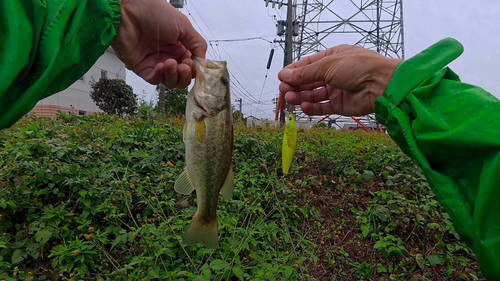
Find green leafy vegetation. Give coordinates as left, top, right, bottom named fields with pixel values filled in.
left=89, top=78, right=138, bottom=117
left=0, top=114, right=483, bottom=280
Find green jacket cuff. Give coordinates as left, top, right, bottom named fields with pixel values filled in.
left=375, top=38, right=464, bottom=125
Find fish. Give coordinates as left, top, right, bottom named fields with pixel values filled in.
left=282, top=112, right=297, bottom=175
left=174, top=56, right=234, bottom=249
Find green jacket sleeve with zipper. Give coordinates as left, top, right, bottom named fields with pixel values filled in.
left=376, top=37, right=500, bottom=281
left=0, top=0, right=121, bottom=130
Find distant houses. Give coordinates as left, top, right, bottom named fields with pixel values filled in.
left=29, top=47, right=126, bottom=118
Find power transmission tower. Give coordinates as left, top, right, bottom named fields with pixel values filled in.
left=266, top=0, right=404, bottom=126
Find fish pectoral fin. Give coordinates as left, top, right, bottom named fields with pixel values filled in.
left=220, top=164, right=235, bottom=200
left=174, top=168, right=195, bottom=195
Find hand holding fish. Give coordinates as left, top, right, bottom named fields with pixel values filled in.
left=112, top=0, right=207, bottom=88
left=278, top=45, right=401, bottom=117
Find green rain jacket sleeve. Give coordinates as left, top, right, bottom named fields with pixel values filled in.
left=376, top=38, right=500, bottom=280
left=0, top=0, right=122, bottom=130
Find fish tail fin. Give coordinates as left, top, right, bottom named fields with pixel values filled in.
left=183, top=215, right=219, bottom=249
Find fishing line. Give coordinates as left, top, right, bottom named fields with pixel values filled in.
left=252, top=129, right=306, bottom=279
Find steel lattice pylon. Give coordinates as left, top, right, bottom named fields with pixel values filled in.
left=269, top=0, right=404, bottom=128
left=296, top=0, right=404, bottom=61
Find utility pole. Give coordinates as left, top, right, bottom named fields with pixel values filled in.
left=280, top=0, right=294, bottom=125
left=159, top=84, right=165, bottom=113
left=235, top=98, right=243, bottom=121
left=266, top=0, right=297, bottom=125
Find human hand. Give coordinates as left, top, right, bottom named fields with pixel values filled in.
left=112, top=0, right=207, bottom=89
left=278, top=45, right=401, bottom=116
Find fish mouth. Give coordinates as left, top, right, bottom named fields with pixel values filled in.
left=194, top=96, right=209, bottom=115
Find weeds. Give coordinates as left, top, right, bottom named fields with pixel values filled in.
left=0, top=115, right=483, bottom=280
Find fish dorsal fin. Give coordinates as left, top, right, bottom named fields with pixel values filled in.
left=220, top=164, right=234, bottom=200
left=174, top=168, right=195, bottom=195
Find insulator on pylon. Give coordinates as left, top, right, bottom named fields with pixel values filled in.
left=276, top=20, right=286, bottom=36
left=292, top=21, right=299, bottom=36
left=170, top=0, right=184, bottom=8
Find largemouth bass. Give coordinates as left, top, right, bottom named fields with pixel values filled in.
left=174, top=57, right=234, bottom=249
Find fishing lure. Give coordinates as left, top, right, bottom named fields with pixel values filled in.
left=282, top=112, right=297, bottom=175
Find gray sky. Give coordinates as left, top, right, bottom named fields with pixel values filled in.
left=127, top=0, right=500, bottom=120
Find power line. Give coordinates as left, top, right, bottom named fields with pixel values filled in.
left=189, top=1, right=263, bottom=95
left=207, top=36, right=275, bottom=44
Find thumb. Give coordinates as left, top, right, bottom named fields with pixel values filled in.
left=278, top=58, right=330, bottom=86
left=181, top=24, right=208, bottom=59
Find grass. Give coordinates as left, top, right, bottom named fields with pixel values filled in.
left=0, top=113, right=484, bottom=280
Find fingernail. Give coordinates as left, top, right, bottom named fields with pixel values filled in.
left=281, top=69, right=292, bottom=81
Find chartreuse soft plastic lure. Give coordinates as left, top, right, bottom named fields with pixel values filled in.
left=282, top=112, right=297, bottom=175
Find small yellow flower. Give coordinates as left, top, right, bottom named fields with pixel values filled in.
left=142, top=225, right=146, bottom=228
left=74, top=250, right=80, bottom=255
left=89, top=227, right=95, bottom=232
left=286, top=251, right=289, bottom=255
left=167, top=162, right=175, bottom=167
left=321, top=241, right=325, bottom=245
left=133, top=233, right=138, bottom=238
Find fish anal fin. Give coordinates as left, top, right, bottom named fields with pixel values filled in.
left=183, top=215, right=219, bottom=249
left=174, top=168, right=195, bottom=195
left=220, top=165, right=234, bottom=200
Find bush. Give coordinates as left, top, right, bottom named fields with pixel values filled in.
left=89, top=78, right=137, bottom=117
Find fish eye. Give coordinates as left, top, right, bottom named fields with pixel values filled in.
left=220, top=77, right=229, bottom=85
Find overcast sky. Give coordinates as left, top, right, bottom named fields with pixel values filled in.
left=127, top=0, right=500, bottom=120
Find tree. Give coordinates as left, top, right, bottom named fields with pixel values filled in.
left=155, top=86, right=188, bottom=116
left=89, top=78, right=137, bottom=117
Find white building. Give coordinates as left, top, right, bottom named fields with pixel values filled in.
left=30, top=47, right=126, bottom=118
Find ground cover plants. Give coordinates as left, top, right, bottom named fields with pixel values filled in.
left=0, top=113, right=484, bottom=280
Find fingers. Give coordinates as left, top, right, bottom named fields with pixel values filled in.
left=282, top=44, right=356, bottom=70
left=286, top=88, right=345, bottom=116
left=278, top=57, right=332, bottom=87
left=285, top=87, right=329, bottom=105
left=279, top=81, right=326, bottom=95
left=300, top=102, right=335, bottom=116
left=180, top=15, right=208, bottom=59
left=282, top=51, right=328, bottom=70
left=144, top=58, right=193, bottom=88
